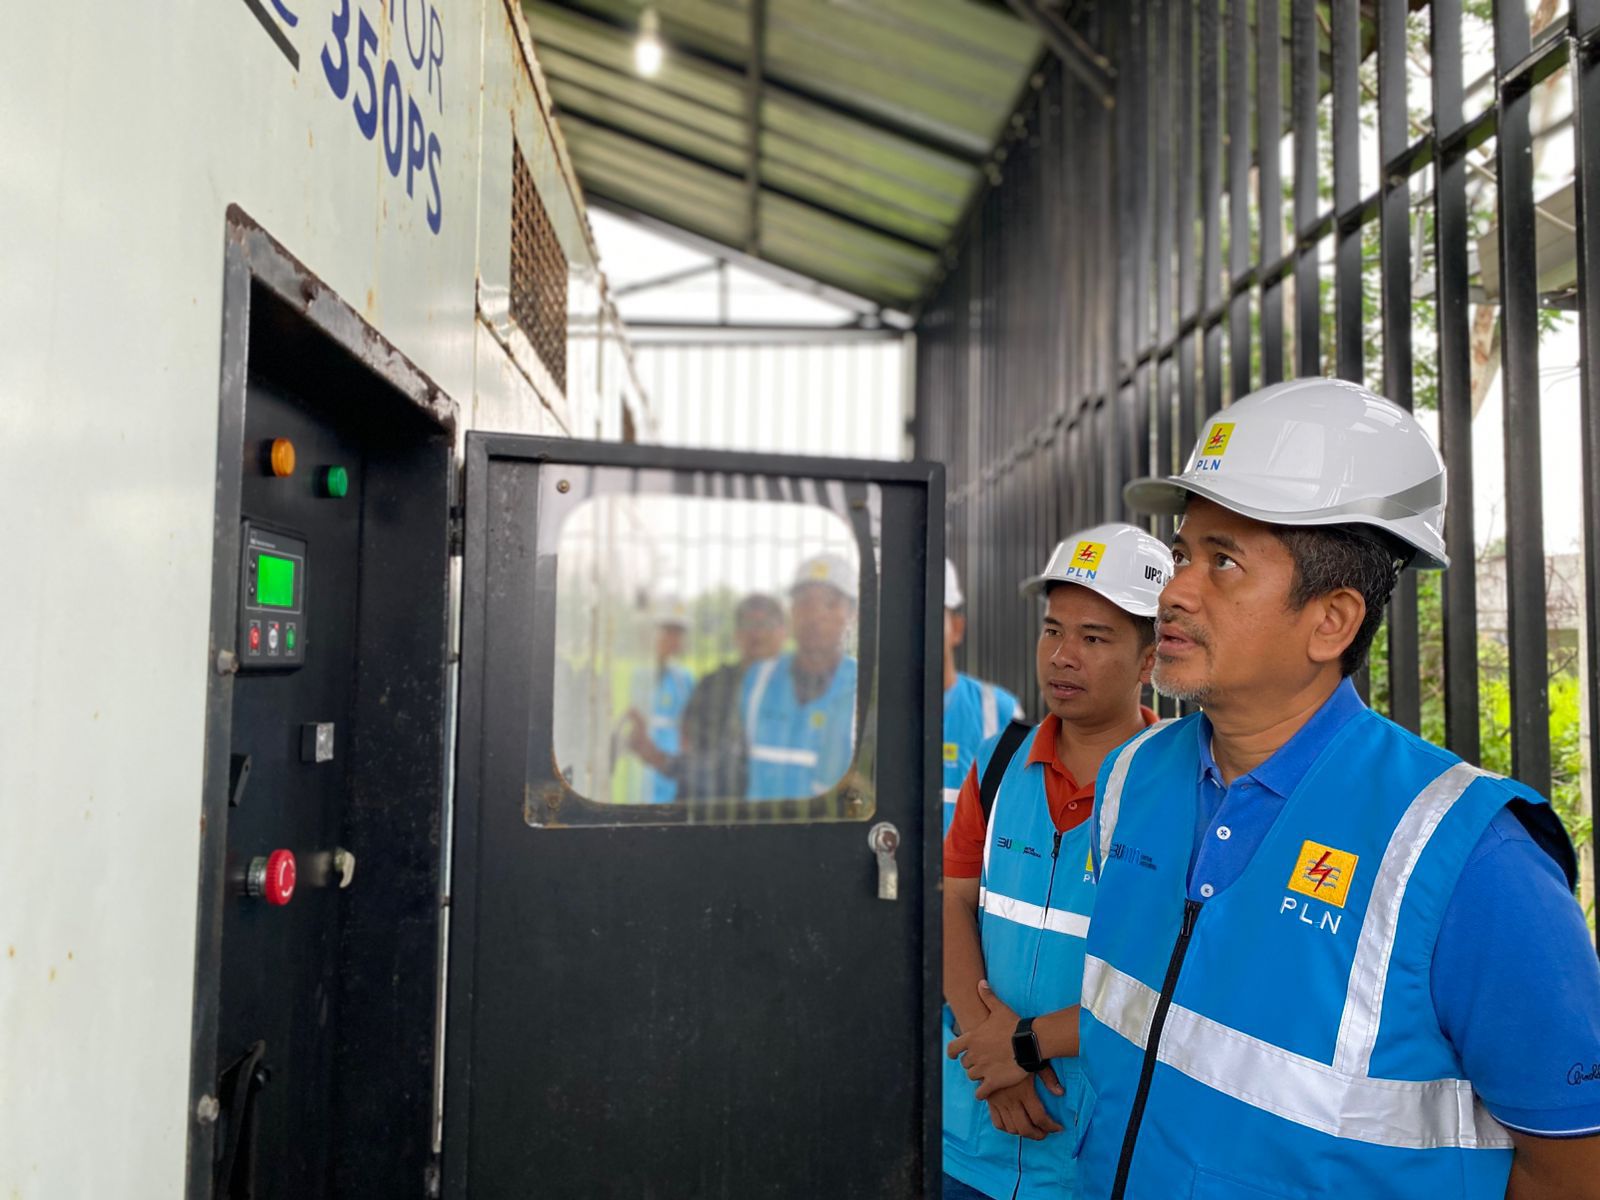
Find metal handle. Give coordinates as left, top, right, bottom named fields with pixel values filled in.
left=867, top=821, right=900, bottom=901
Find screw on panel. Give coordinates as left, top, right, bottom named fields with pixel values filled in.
left=556, top=479, right=571, bottom=493
left=196, top=1094, right=220, bottom=1125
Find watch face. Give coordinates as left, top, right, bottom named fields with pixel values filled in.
left=1012, top=1026, right=1043, bottom=1070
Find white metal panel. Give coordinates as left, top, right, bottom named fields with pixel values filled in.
left=634, top=341, right=910, bottom=459
left=0, top=2, right=640, bottom=1194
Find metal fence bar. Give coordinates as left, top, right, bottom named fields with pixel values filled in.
left=1430, top=0, right=1482, bottom=764
left=1572, top=0, right=1600, bottom=949
left=1227, top=0, right=1252, bottom=402
left=1178, top=0, right=1200, bottom=457
left=1200, top=0, right=1225, bottom=417
left=1331, top=0, right=1363, bottom=386
left=1257, top=0, right=1285, bottom=385
left=1378, top=0, right=1421, bottom=733
left=1493, top=0, right=1553, bottom=796
left=1292, top=0, right=1321, bottom=376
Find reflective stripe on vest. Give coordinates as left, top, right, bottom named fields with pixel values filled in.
left=744, top=657, right=779, bottom=746
left=980, top=683, right=999, bottom=740
left=1090, top=745, right=1511, bottom=1153
left=1096, top=720, right=1172, bottom=866
left=981, top=889, right=1092, bottom=939
left=1082, top=955, right=1509, bottom=1150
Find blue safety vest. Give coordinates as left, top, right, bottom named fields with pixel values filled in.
left=943, top=674, right=1021, bottom=835
left=637, top=664, right=694, bottom=804
left=740, top=653, right=857, bottom=800
left=1079, top=709, right=1553, bottom=1199
left=944, top=725, right=1097, bottom=1200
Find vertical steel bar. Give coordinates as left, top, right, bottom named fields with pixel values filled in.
left=1124, top=1, right=1154, bottom=509
left=1227, top=0, right=1252, bottom=402
left=1258, top=0, right=1285, bottom=385
left=1572, top=0, right=1600, bottom=948
left=1331, top=0, right=1363, bottom=385
left=1431, top=0, right=1481, bottom=763
left=1201, top=0, right=1224, bottom=417
left=1493, top=1, right=1552, bottom=795
left=1178, top=0, right=1200, bottom=453
left=1379, top=0, right=1421, bottom=732
left=1292, top=0, right=1321, bottom=375
left=1153, top=0, right=1176, bottom=543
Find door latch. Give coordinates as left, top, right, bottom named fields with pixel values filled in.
left=867, top=821, right=900, bottom=901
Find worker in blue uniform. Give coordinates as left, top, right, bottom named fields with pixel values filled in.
left=942, top=557, right=1022, bottom=836
left=1075, top=378, right=1600, bottom=1198
left=622, top=600, right=696, bottom=805
left=742, top=553, right=858, bottom=800
left=942, top=524, right=1173, bottom=1200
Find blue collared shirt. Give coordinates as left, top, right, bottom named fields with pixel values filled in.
left=1185, top=677, right=1600, bottom=1136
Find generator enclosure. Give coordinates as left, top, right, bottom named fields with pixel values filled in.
left=0, top=3, right=646, bottom=1195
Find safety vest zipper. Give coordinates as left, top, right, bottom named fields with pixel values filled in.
left=1109, top=898, right=1203, bottom=1200
left=1010, top=828, right=1065, bottom=1200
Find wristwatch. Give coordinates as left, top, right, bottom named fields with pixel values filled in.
left=1011, top=1016, right=1046, bottom=1073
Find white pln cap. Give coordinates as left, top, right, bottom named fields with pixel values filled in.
left=1021, top=522, right=1174, bottom=619
left=791, top=553, right=859, bottom=602
left=944, top=558, right=965, bottom=610
left=653, top=598, right=692, bottom=629
left=1123, top=378, right=1449, bottom=570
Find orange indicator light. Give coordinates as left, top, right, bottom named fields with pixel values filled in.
left=268, top=438, right=296, bottom=478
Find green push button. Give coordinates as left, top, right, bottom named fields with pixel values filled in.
left=320, top=466, right=349, bottom=498
left=286, top=625, right=297, bottom=651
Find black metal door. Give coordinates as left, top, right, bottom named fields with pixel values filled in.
left=445, top=434, right=942, bottom=1198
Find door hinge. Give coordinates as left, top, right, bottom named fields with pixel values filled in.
left=448, top=504, right=465, bottom=558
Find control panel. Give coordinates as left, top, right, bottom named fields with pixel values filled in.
left=239, top=521, right=307, bottom=669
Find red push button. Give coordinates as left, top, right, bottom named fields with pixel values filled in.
left=248, top=624, right=262, bottom=653
left=247, top=849, right=297, bottom=905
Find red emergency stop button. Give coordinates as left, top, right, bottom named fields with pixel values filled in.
left=247, top=849, right=297, bottom=905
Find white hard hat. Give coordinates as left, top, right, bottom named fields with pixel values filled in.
left=944, top=558, right=965, bottom=610
left=791, top=553, right=859, bottom=601
left=1021, top=522, right=1173, bottom=619
left=653, top=598, right=692, bottom=628
left=1123, top=378, right=1449, bottom=570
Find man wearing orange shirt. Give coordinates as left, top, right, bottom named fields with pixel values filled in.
left=941, top=523, right=1172, bottom=1200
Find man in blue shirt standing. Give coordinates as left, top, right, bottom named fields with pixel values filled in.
left=1079, top=378, right=1600, bottom=1198
left=942, top=557, right=1023, bottom=835
left=742, top=553, right=859, bottom=800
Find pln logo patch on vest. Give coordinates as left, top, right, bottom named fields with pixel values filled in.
left=943, top=741, right=959, bottom=765
left=1065, top=540, right=1106, bottom=579
left=1287, top=840, right=1358, bottom=908
left=1196, top=422, right=1235, bottom=471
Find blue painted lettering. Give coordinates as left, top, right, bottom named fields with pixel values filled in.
left=321, top=0, right=447, bottom=234
left=381, top=59, right=404, bottom=176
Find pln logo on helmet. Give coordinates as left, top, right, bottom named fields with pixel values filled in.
left=1066, top=540, right=1107, bottom=578
left=1196, top=422, right=1235, bottom=471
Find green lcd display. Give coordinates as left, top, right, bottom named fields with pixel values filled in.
left=257, top=553, right=297, bottom=609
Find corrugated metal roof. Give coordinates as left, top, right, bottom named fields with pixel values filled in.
left=526, top=0, right=1043, bottom=308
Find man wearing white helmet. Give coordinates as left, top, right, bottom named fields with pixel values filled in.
left=941, top=524, right=1171, bottom=1200
left=1079, top=378, right=1600, bottom=1198
left=740, top=553, right=859, bottom=800
left=942, top=557, right=1023, bottom=836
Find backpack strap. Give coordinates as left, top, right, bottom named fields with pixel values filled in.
left=978, top=719, right=1033, bottom=827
